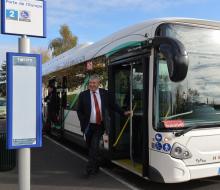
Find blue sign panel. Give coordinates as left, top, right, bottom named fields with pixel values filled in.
left=6, top=9, right=18, bottom=20
left=19, top=10, right=31, bottom=22
left=1, top=0, right=46, bottom=37
left=155, top=133, right=162, bottom=142
left=7, top=52, right=42, bottom=149
left=163, top=143, right=171, bottom=152
left=155, top=142, right=162, bottom=151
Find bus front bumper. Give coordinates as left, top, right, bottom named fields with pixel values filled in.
left=150, top=150, right=220, bottom=183
left=188, top=162, right=220, bottom=180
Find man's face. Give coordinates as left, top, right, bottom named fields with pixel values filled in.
left=89, top=79, right=100, bottom=92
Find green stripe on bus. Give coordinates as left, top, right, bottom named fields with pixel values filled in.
left=106, top=41, right=142, bottom=57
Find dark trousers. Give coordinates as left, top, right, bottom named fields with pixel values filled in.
left=86, top=123, right=104, bottom=173
left=45, top=111, right=58, bottom=133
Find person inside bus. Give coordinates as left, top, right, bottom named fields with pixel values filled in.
left=77, top=74, right=132, bottom=176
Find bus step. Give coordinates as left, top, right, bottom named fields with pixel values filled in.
left=112, top=159, right=142, bottom=174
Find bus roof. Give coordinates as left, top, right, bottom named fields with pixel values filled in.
left=43, top=17, right=220, bottom=76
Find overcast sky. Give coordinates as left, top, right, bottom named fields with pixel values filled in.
left=0, top=0, right=220, bottom=63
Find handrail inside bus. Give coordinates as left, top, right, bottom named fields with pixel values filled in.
left=113, top=103, right=137, bottom=147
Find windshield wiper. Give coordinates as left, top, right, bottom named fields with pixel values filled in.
left=175, top=124, right=200, bottom=137
left=175, top=121, right=220, bottom=137
left=162, top=110, right=193, bottom=120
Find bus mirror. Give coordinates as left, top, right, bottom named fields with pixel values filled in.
left=150, top=37, right=189, bottom=82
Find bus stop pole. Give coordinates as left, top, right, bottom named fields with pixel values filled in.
left=18, top=35, right=31, bottom=190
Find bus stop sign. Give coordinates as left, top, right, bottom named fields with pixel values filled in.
left=1, top=0, right=46, bottom=37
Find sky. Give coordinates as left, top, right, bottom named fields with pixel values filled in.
left=0, top=0, right=220, bottom=63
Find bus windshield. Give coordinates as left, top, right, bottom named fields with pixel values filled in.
left=156, top=24, right=220, bottom=129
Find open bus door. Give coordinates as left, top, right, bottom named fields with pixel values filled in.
left=44, top=77, right=63, bottom=135
left=108, top=54, right=150, bottom=178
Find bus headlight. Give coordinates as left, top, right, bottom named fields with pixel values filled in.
left=170, top=143, right=192, bottom=160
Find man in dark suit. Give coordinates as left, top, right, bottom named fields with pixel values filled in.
left=77, top=75, right=131, bottom=176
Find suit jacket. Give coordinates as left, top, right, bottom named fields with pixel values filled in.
left=77, top=88, right=124, bottom=133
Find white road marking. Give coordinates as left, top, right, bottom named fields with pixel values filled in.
left=45, top=136, right=140, bottom=190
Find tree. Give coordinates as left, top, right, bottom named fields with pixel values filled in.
left=48, top=24, right=78, bottom=57
left=33, top=48, right=51, bottom=64
left=0, top=61, right=6, bottom=97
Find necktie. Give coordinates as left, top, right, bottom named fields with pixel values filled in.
left=93, top=92, right=102, bottom=125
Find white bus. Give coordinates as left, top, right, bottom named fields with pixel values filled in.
left=42, top=18, right=220, bottom=183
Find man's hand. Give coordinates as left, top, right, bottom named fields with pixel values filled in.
left=124, top=111, right=133, bottom=116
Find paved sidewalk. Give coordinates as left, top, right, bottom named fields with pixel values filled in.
left=0, top=137, right=128, bottom=190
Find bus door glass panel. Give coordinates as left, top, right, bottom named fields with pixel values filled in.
left=132, top=62, right=143, bottom=161
left=113, top=60, right=143, bottom=161
left=114, top=65, right=130, bottom=156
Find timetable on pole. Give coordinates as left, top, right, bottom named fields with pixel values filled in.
left=6, top=52, right=42, bottom=149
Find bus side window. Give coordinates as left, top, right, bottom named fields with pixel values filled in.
left=66, top=93, right=78, bottom=110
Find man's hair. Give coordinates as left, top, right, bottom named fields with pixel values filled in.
left=89, top=74, right=100, bottom=81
